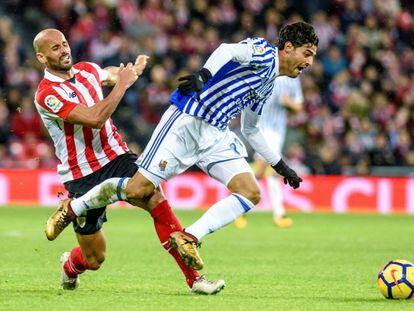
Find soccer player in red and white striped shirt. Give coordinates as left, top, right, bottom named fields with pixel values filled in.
left=34, top=29, right=224, bottom=294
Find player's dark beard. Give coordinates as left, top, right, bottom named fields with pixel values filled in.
left=47, top=54, right=72, bottom=71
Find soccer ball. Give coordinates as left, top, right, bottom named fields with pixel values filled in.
left=377, top=259, right=414, bottom=299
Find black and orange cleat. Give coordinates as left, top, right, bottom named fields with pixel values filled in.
left=45, top=198, right=75, bottom=241
left=169, top=231, right=204, bottom=270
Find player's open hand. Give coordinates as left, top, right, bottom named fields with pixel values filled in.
left=117, top=63, right=138, bottom=89
left=134, top=55, right=149, bottom=76
left=272, top=159, right=303, bottom=189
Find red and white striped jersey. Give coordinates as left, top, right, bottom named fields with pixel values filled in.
left=34, top=62, right=128, bottom=183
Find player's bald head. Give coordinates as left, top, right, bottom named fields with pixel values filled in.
left=33, top=28, right=73, bottom=71
left=33, top=29, right=66, bottom=53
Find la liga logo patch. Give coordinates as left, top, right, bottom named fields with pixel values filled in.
left=253, top=45, right=265, bottom=54
left=45, top=95, right=63, bottom=112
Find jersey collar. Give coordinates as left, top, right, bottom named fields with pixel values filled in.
left=44, top=67, right=80, bottom=82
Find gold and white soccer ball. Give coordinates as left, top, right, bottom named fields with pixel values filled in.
left=377, top=259, right=414, bottom=299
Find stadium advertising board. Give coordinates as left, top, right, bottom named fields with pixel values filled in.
left=0, top=169, right=413, bottom=214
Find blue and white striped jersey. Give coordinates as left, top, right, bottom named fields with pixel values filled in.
left=170, top=37, right=279, bottom=130
left=259, top=76, right=303, bottom=139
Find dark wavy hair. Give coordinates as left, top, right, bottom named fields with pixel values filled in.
left=277, top=22, right=319, bottom=50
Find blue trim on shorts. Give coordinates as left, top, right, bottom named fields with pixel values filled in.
left=116, top=177, right=127, bottom=201
left=206, top=157, right=244, bottom=176
left=137, top=165, right=167, bottom=181
left=141, top=109, right=182, bottom=169
left=232, top=193, right=252, bottom=213
left=140, top=109, right=180, bottom=168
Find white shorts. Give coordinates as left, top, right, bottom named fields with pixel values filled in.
left=137, top=106, right=253, bottom=187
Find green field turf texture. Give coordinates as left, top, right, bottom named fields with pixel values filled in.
left=0, top=207, right=413, bottom=311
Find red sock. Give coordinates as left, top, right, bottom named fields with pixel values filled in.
left=150, top=200, right=199, bottom=287
left=63, top=246, right=89, bottom=278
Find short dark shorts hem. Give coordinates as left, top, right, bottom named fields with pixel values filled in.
left=64, top=152, right=138, bottom=235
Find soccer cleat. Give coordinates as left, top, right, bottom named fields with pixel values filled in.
left=169, top=231, right=204, bottom=270
left=234, top=216, right=248, bottom=229
left=274, top=215, right=293, bottom=228
left=60, top=252, right=79, bottom=290
left=45, top=198, right=75, bottom=241
left=191, top=275, right=225, bottom=295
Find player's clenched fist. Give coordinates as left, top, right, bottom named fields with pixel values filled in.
left=178, top=68, right=212, bottom=95
left=117, top=63, right=138, bottom=89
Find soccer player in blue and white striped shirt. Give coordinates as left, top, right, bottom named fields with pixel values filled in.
left=51, top=22, right=318, bottom=272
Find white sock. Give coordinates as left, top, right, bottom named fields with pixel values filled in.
left=267, top=175, right=286, bottom=217
left=70, top=177, right=130, bottom=216
left=185, top=193, right=255, bottom=241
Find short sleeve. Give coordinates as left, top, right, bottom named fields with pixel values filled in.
left=75, top=62, right=109, bottom=83
left=35, top=86, right=77, bottom=120
left=87, top=62, right=109, bottom=82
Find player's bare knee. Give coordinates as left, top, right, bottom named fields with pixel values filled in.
left=126, top=176, right=155, bottom=201
left=126, top=185, right=153, bottom=201
left=241, top=188, right=261, bottom=205
left=228, top=173, right=261, bottom=205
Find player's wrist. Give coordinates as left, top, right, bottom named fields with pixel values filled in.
left=271, top=159, right=289, bottom=176
left=113, top=81, right=129, bottom=93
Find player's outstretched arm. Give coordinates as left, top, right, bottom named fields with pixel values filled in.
left=66, top=63, right=138, bottom=128
left=103, top=55, right=149, bottom=87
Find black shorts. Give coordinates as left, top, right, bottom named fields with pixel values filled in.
left=64, top=153, right=138, bottom=235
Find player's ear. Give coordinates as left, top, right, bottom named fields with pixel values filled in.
left=283, top=41, right=294, bottom=54
left=36, top=52, right=46, bottom=65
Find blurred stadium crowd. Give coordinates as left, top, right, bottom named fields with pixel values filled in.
left=0, top=0, right=413, bottom=175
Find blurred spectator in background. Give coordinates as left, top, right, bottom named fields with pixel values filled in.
left=0, top=0, right=413, bottom=175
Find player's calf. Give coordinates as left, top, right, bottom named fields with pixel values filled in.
left=83, top=253, right=105, bottom=270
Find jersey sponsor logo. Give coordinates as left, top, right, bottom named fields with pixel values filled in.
left=68, top=92, right=77, bottom=98
left=235, top=90, right=257, bottom=107
left=253, top=45, right=265, bottom=54
left=45, top=95, right=63, bottom=112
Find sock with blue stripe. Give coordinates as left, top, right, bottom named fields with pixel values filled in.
left=185, top=193, right=255, bottom=241
left=70, top=177, right=129, bottom=216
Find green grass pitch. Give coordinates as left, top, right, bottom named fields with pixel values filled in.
left=0, top=207, right=413, bottom=310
